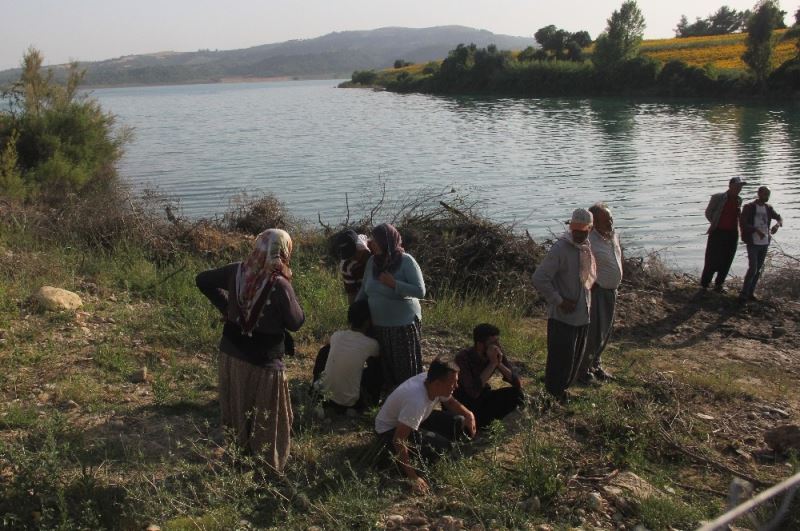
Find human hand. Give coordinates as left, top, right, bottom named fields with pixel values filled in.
left=756, top=229, right=766, bottom=239
left=410, top=476, right=430, bottom=495
left=464, top=413, right=477, bottom=438
left=771, top=225, right=779, bottom=235
left=487, top=345, right=502, bottom=366
left=559, top=298, right=577, bottom=313
left=378, top=272, right=396, bottom=289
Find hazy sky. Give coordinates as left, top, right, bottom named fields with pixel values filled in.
left=2, top=0, right=795, bottom=70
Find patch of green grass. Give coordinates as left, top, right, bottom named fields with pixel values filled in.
left=93, top=343, right=136, bottom=377
left=0, top=402, right=40, bottom=429
left=57, top=373, right=104, bottom=410
left=638, top=495, right=705, bottom=530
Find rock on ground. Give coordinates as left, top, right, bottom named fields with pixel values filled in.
left=34, top=286, right=83, bottom=311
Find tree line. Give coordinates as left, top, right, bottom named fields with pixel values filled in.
left=352, top=0, right=800, bottom=98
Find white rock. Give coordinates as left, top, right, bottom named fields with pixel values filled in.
left=588, top=492, right=604, bottom=511
left=35, top=286, right=83, bottom=311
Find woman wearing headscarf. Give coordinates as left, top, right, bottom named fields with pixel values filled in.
left=196, top=228, right=304, bottom=473
left=356, top=223, right=426, bottom=393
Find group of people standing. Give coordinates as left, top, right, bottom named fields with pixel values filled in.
left=702, top=177, right=783, bottom=302
left=194, top=181, right=783, bottom=486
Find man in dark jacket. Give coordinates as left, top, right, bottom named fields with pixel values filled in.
left=701, top=177, right=745, bottom=293
left=739, top=186, right=783, bottom=302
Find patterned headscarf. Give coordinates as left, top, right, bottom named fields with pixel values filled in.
left=563, top=230, right=597, bottom=291
left=234, top=228, right=293, bottom=335
left=371, top=223, right=405, bottom=278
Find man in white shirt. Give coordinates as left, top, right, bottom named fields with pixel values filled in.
left=375, top=358, right=476, bottom=494
left=313, top=300, right=381, bottom=412
left=739, top=186, right=783, bottom=302
left=579, top=203, right=623, bottom=384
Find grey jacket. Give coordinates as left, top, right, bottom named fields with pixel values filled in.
left=705, top=191, right=742, bottom=234
left=532, top=237, right=591, bottom=327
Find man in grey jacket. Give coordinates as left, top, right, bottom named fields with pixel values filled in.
left=532, top=208, right=596, bottom=402
left=701, top=177, right=744, bottom=292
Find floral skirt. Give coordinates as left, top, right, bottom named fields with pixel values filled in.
left=374, top=318, right=423, bottom=393
left=218, top=352, right=292, bottom=473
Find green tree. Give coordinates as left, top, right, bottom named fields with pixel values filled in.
left=534, top=25, right=592, bottom=61
left=0, top=129, right=25, bottom=199
left=593, top=1, right=646, bottom=70
left=0, top=48, right=126, bottom=202
left=742, top=0, right=783, bottom=89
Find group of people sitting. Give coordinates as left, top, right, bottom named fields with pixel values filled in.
left=195, top=204, right=625, bottom=488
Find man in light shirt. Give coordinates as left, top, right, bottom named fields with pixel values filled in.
left=738, top=186, right=783, bottom=302
left=374, top=358, right=476, bottom=494
left=313, top=300, right=381, bottom=412
left=578, top=203, right=623, bottom=384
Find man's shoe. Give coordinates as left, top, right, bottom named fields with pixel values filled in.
left=748, top=294, right=758, bottom=302
left=593, top=367, right=614, bottom=381
left=713, top=285, right=727, bottom=294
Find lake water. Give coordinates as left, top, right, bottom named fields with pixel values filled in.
left=93, top=80, right=800, bottom=274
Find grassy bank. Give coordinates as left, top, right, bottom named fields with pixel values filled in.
left=1, top=197, right=799, bottom=530
left=343, top=30, right=800, bottom=98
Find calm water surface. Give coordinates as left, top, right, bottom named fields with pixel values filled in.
left=93, top=80, right=800, bottom=273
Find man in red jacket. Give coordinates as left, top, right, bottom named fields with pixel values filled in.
left=701, top=177, right=744, bottom=293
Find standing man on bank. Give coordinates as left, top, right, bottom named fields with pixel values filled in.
left=701, top=177, right=745, bottom=293
left=578, top=203, right=623, bottom=384
left=739, top=186, right=783, bottom=302
left=532, top=208, right=596, bottom=402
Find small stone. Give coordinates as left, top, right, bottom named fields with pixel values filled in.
left=386, top=515, right=404, bottom=524
left=535, top=525, right=553, bottom=531
left=130, top=367, right=149, bottom=384
left=80, top=326, right=92, bottom=335
left=575, top=508, right=585, bottom=517
left=37, top=392, right=51, bottom=403
left=406, top=516, right=428, bottom=526
left=35, top=286, right=83, bottom=311
left=65, top=400, right=80, bottom=409
left=664, top=486, right=676, bottom=494
left=772, top=326, right=786, bottom=339
left=145, top=525, right=161, bottom=531
left=588, top=492, right=603, bottom=511
left=633, top=525, right=650, bottom=531
left=305, top=526, right=322, bottom=531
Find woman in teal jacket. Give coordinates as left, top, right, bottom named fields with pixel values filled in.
left=356, top=223, right=426, bottom=393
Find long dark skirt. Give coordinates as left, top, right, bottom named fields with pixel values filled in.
left=374, top=319, right=423, bottom=393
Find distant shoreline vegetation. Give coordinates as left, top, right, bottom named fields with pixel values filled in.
left=343, top=1, right=800, bottom=99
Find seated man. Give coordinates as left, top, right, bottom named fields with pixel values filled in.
left=454, top=323, right=524, bottom=428
left=312, top=300, right=381, bottom=412
left=374, top=358, right=476, bottom=494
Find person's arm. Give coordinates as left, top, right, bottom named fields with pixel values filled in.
left=392, top=423, right=429, bottom=494
left=498, top=354, right=521, bottom=388
left=705, top=195, right=718, bottom=223
left=354, top=259, right=371, bottom=302
left=532, top=248, right=564, bottom=307
left=393, top=255, right=426, bottom=299
left=195, top=263, right=237, bottom=314
left=770, top=206, right=783, bottom=231
left=441, top=397, right=477, bottom=438
left=274, top=278, right=305, bottom=332
left=456, top=355, right=484, bottom=401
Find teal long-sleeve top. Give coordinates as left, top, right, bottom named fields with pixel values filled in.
left=355, top=253, right=425, bottom=327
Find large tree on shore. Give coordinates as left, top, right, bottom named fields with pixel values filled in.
left=592, top=1, right=646, bottom=70
left=742, top=0, right=784, bottom=89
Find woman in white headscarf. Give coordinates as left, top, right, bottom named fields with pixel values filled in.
left=196, top=228, right=304, bottom=472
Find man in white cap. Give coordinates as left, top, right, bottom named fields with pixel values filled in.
left=701, top=177, right=745, bottom=292
left=532, top=208, right=596, bottom=402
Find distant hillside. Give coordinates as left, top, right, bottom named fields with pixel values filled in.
left=0, top=26, right=533, bottom=87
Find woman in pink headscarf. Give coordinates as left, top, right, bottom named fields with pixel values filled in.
left=196, top=228, right=304, bottom=473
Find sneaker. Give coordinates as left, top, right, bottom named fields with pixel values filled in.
left=593, top=367, right=614, bottom=381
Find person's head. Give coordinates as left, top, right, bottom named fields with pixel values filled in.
left=369, top=223, right=402, bottom=257
left=588, top=202, right=613, bottom=235
left=426, top=357, right=460, bottom=397
left=757, top=186, right=771, bottom=203
left=245, top=228, right=293, bottom=273
left=334, top=230, right=358, bottom=261
left=347, top=300, right=371, bottom=331
left=569, top=208, right=593, bottom=244
left=473, top=323, right=500, bottom=355
left=729, top=177, right=745, bottom=196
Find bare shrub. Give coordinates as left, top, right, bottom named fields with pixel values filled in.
left=221, top=193, right=293, bottom=235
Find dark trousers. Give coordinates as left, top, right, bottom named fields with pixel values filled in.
left=311, top=344, right=382, bottom=410
left=740, top=244, right=769, bottom=298
left=578, top=285, right=617, bottom=378
left=545, top=319, right=589, bottom=397
left=701, top=229, right=739, bottom=288
left=380, top=410, right=465, bottom=464
left=460, top=387, right=525, bottom=429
